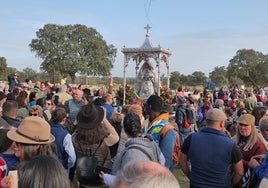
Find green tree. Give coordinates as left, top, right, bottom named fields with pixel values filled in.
left=227, top=49, right=268, bottom=87
left=0, top=57, right=8, bottom=81
left=209, top=66, right=229, bottom=87
left=190, top=71, right=207, bottom=86
left=21, top=68, right=39, bottom=82
left=179, top=74, right=190, bottom=86
left=29, top=24, right=117, bottom=83
left=170, top=71, right=181, bottom=89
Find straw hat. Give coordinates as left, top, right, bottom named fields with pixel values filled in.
left=7, top=116, right=55, bottom=144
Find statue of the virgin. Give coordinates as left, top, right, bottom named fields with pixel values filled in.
left=135, top=59, right=158, bottom=99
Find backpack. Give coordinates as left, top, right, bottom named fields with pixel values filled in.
left=182, top=107, right=196, bottom=129
left=185, top=107, right=196, bottom=124
left=76, top=140, right=110, bottom=186
left=160, top=124, right=181, bottom=165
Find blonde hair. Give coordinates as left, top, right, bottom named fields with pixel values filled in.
left=110, top=111, right=122, bottom=123
left=128, top=104, right=145, bottom=127
left=235, top=99, right=245, bottom=108
left=128, top=104, right=143, bottom=117
left=233, top=125, right=268, bottom=151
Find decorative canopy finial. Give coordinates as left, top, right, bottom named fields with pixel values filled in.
left=144, top=24, right=151, bottom=37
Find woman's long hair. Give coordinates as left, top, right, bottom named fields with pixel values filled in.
left=233, top=124, right=268, bottom=151
left=74, top=125, right=109, bottom=145
left=19, top=143, right=54, bottom=161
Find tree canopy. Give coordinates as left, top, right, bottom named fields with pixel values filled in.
left=227, top=49, right=268, bottom=87
left=209, top=66, right=228, bottom=87
left=29, top=24, right=117, bottom=83
left=167, top=49, right=268, bottom=89
left=0, top=57, right=8, bottom=81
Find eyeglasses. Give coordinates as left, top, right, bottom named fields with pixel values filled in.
left=30, top=113, right=38, bottom=116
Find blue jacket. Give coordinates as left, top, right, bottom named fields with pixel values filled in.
left=254, top=152, right=268, bottom=180
left=0, top=153, right=19, bottom=171
left=144, top=113, right=176, bottom=172
left=101, top=103, right=114, bottom=122
left=50, top=123, right=75, bottom=169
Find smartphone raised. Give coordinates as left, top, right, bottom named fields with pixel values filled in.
left=95, top=165, right=112, bottom=174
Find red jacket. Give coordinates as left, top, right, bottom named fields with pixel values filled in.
left=0, top=157, right=7, bottom=184
left=239, top=138, right=267, bottom=170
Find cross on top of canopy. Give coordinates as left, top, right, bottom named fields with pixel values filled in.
left=122, top=24, right=171, bottom=61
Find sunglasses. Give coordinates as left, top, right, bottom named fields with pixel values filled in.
left=46, top=103, right=52, bottom=106
left=30, top=113, right=38, bottom=116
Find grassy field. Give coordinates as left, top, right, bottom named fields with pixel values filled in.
left=174, top=168, right=190, bottom=188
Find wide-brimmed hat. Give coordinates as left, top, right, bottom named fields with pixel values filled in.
left=7, top=116, right=55, bottom=144
left=76, top=103, right=104, bottom=129
left=186, top=96, right=196, bottom=104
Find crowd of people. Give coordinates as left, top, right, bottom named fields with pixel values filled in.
left=1, top=72, right=268, bottom=187
left=0, top=73, right=180, bottom=188
left=176, top=85, right=268, bottom=187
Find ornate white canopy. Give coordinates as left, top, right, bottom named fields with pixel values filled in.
left=121, top=24, right=172, bottom=104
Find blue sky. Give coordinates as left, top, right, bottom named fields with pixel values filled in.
left=1, top=0, right=268, bottom=78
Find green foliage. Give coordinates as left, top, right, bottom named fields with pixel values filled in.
left=170, top=71, right=181, bottom=89
left=14, top=68, right=51, bottom=84
left=190, top=71, right=207, bottom=86
left=21, top=68, right=38, bottom=82
left=170, top=71, right=208, bottom=89
left=29, top=24, right=117, bottom=83
left=209, top=66, right=229, bottom=87
left=227, top=49, right=268, bottom=87
left=0, top=57, right=8, bottom=81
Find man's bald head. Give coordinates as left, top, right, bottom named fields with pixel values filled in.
left=115, top=161, right=180, bottom=188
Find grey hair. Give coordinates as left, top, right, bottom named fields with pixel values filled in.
left=113, top=161, right=180, bottom=188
